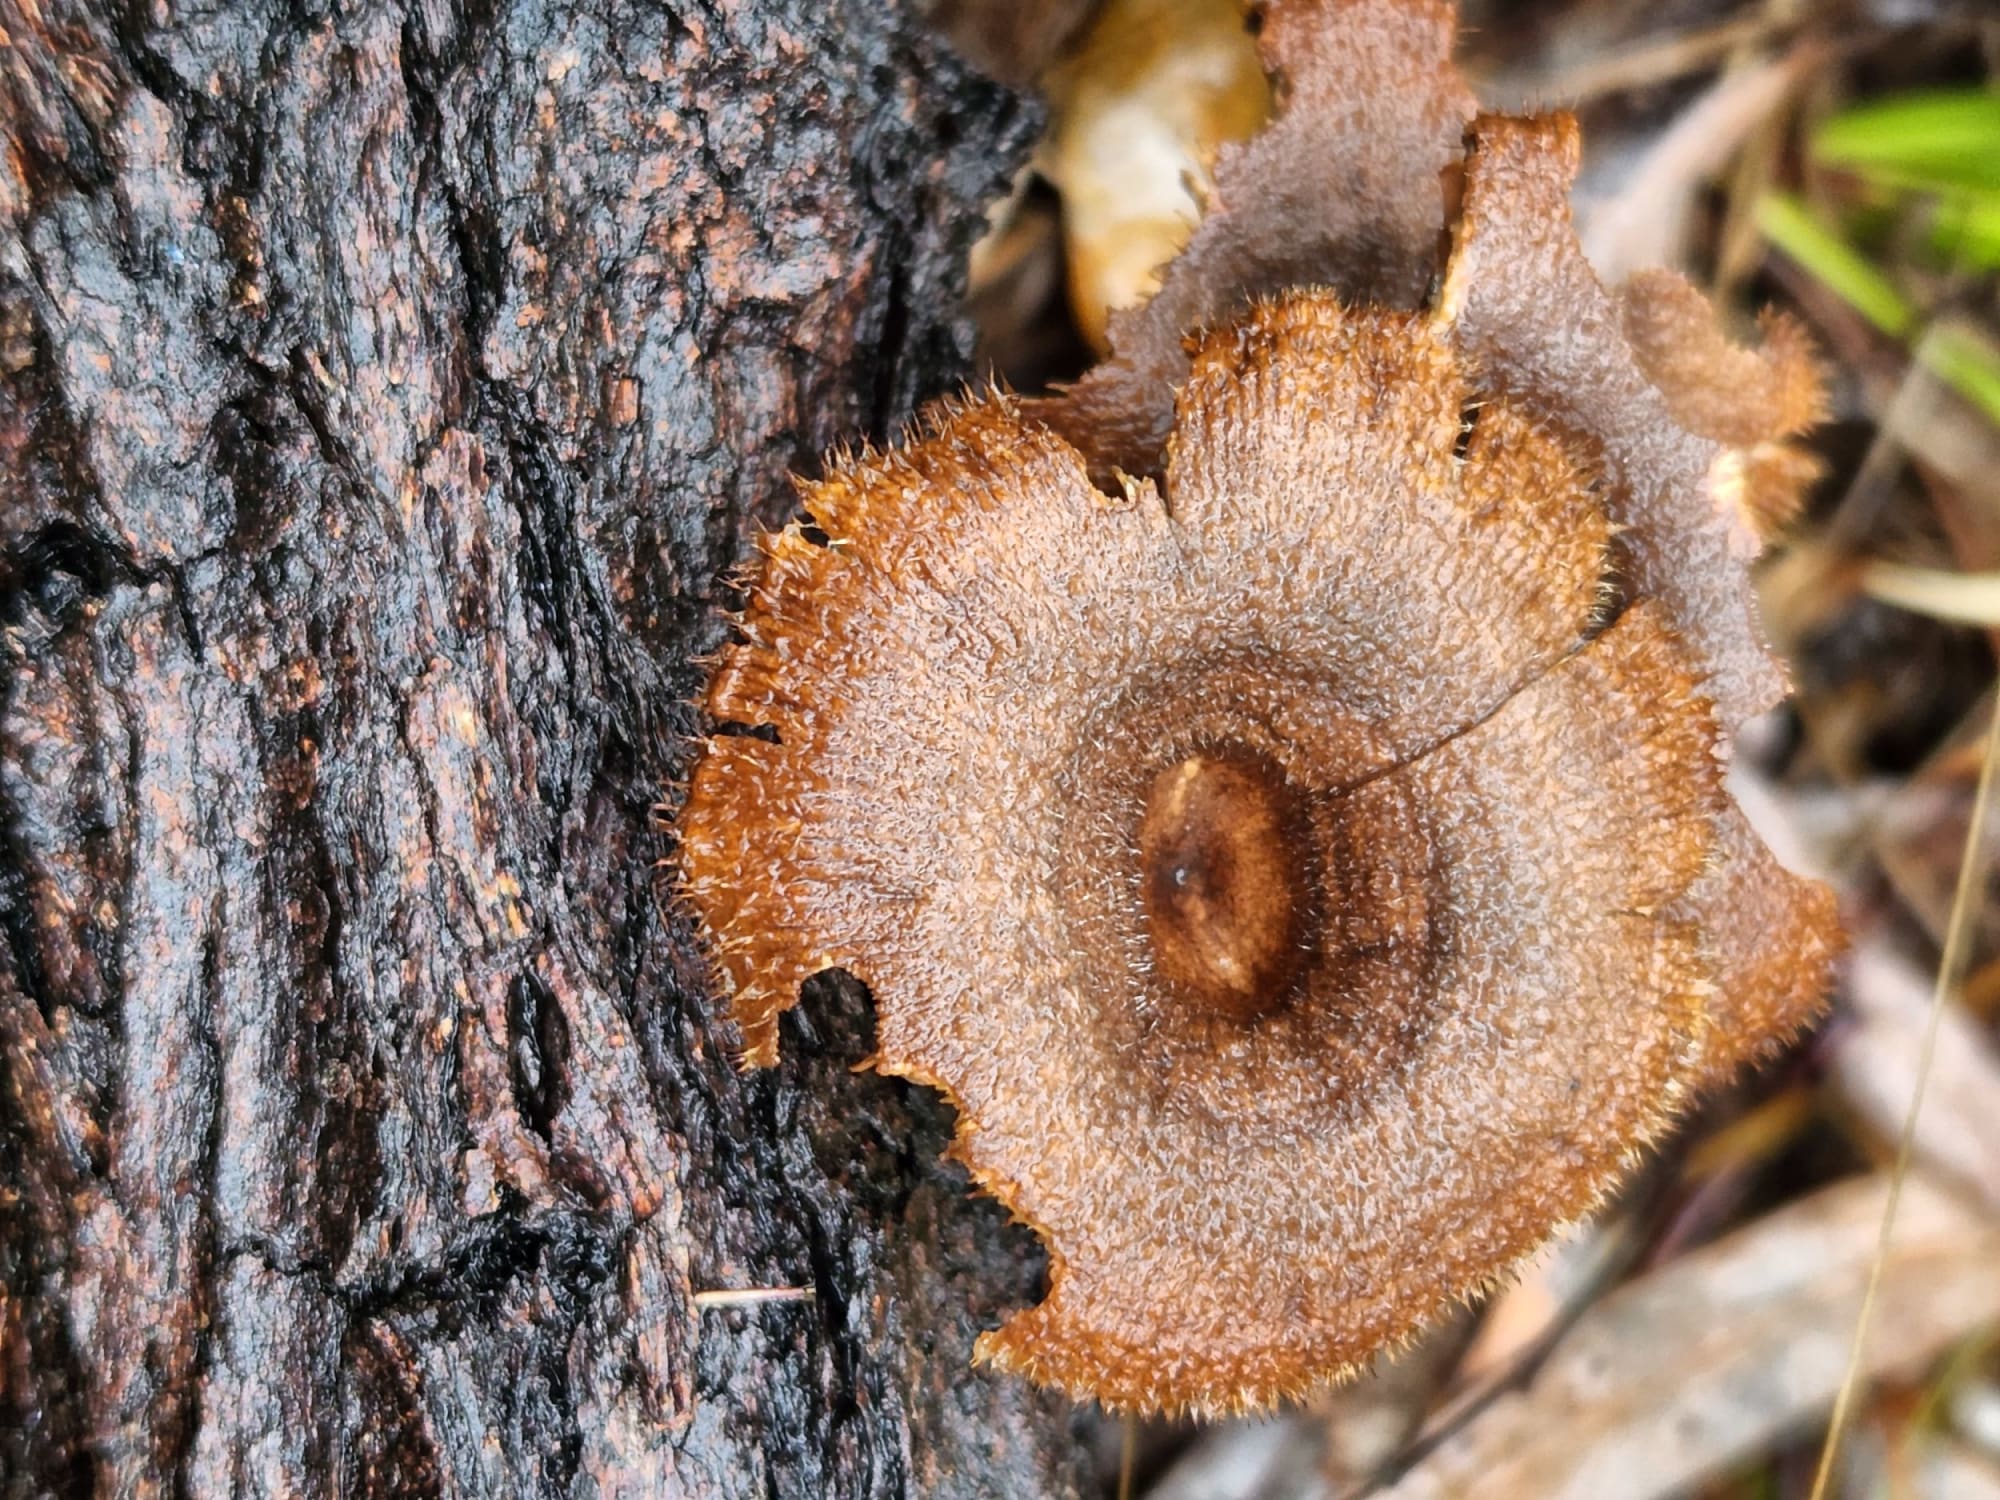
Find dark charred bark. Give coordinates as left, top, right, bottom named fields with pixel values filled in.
left=0, top=0, right=1093, bottom=1492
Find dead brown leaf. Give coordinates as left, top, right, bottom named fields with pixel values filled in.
left=1836, top=940, right=2000, bottom=1212
left=1382, top=1173, right=2000, bottom=1500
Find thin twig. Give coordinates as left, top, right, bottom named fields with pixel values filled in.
left=1808, top=686, right=2000, bottom=1500
left=691, top=1285, right=817, bottom=1310
left=1543, top=15, right=1786, bottom=103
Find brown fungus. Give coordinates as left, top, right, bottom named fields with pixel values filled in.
left=684, top=295, right=1732, bottom=1415
left=678, top=0, right=1842, bottom=1419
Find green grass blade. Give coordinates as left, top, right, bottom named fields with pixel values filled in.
left=1757, top=194, right=1913, bottom=335
left=1929, top=193, right=2000, bottom=272
left=1758, top=195, right=2000, bottom=427
left=1814, top=90, right=2000, bottom=193
left=1923, top=325, right=2000, bottom=429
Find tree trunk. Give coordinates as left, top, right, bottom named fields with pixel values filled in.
left=0, top=0, right=1092, bottom=1492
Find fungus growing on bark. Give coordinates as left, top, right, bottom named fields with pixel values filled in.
left=677, top=0, right=1841, bottom=1418
left=685, top=294, right=1717, bottom=1415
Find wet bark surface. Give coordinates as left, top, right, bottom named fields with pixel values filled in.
left=0, top=0, right=1093, bottom=1492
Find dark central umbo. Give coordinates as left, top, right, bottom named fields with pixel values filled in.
left=1138, top=749, right=1317, bottom=1022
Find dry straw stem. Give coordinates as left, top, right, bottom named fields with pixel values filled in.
left=1837, top=939, right=2000, bottom=1214
left=1862, top=560, right=2000, bottom=628
left=1810, top=690, right=2000, bottom=1500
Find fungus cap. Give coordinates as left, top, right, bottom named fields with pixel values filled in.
left=680, top=295, right=1731, bottom=1416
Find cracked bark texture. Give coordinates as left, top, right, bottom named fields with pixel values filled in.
left=0, top=0, right=1090, bottom=1494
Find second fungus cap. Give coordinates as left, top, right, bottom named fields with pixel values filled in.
left=680, top=298, right=1729, bottom=1415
